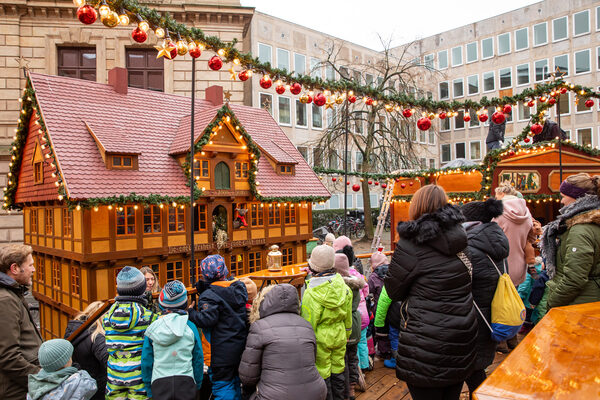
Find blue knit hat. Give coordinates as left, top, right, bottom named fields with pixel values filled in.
left=38, top=339, right=73, bottom=372
left=159, top=280, right=188, bottom=310
left=200, top=255, right=228, bottom=281
left=116, top=266, right=147, bottom=296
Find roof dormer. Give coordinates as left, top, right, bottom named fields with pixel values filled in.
left=84, top=121, right=140, bottom=170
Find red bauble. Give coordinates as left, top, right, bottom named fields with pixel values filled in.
left=259, top=75, right=272, bottom=89
left=352, top=184, right=360, bottom=192
left=524, top=137, right=531, bottom=143
left=463, top=114, right=471, bottom=122
left=585, top=99, right=595, bottom=108
left=478, top=113, right=489, bottom=123
left=77, top=5, right=97, bottom=25
left=347, top=181, right=350, bottom=185
left=208, top=55, right=222, bottom=70
left=368, top=180, right=373, bottom=185
left=402, top=109, right=413, bottom=118
left=560, top=87, right=568, bottom=94
left=313, top=93, right=326, bottom=107
left=189, top=46, right=201, bottom=59
left=491, top=112, right=506, bottom=125
left=131, top=27, right=147, bottom=43
left=509, top=151, right=515, bottom=156
left=538, top=96, right=547, bottom=103
left=275, top=85, right=285, bottom=94
left=332, top=177, right=337, bottom=182
left=527, top=100, right=535, bottom=108
left=548, top=97, right=556, bottom=106
left=374, top=181, right=379, bottom=186
left=365, top=97, right=374, bottom=106
left=348, top=95, right=356, bottom=103
left=409, top=181, right=414, bottom=186
left=417, top=117, right=432, bottom=131
left=305, top=95, right=313, bottom=104
left=400, top=183, right=406, bottom=188
left=168, top=42, right=178, bottom=60
left=381, top=183, right=387, bottom=189
left=290, top=83, right=302, bottom=95
left=503, top=105, right=512, bottom=114
left=394, top=178, right=400, bottom=183
left=238, top=70, right=250, bottom=81
left=439, top=112, right=447, bottom=120
left=531, top=123, right=543, bottom=135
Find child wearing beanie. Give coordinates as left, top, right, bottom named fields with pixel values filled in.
left=103, top=266, right=157, bottom=400
left=141, top=280, right=204, bottom=400
left=27, top=339, right=97, bottom=400
left=324, top=233, right=335, bottom=246
left=301, top=245, right=352, bottom=400
left=188, top=255, right=248, bottom=400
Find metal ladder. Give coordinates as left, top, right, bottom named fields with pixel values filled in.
left=371, top=179, right=395, bottom=252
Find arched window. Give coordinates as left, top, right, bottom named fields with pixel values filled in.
left=214, top=162, right=231, bottom=190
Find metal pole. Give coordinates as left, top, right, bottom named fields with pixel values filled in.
left=190, top=57, right=196, bottom=286
left=557, top=93, right=562, bottom=182
left=343, top=98, right=349, bottom=236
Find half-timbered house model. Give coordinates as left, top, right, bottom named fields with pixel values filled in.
left=4, top=69, right=329, bottom=339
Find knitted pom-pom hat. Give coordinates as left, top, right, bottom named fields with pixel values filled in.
left=116, top=266, right=147, bottom=296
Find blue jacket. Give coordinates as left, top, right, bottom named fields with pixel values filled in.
left=141, top=312, right=203, bottom=397
left=517, top=263, right=543, bottom=309
left=27, top=368, right=97, bottom=400
left=188, top=279, right=248, bottom=368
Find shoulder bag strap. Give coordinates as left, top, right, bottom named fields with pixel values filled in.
left=485, top=254, right=503, bottom=277
left=457, top=251, right=493, bottom=333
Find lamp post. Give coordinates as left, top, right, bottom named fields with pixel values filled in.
left=190, top=57, right=196, bottom=286
left=343, top=97, right=349, bottom=236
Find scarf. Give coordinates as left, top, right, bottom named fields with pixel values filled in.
left=541, top=194, right=600, bottom=278
left=28, top=367, right=78, bottom=400
left=115, top=294, right=148, bottom=306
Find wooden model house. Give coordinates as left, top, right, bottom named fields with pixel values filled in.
left=5, top=69, right=329, bottom=339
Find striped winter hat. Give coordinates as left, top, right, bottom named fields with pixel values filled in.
left=116, top=266, right=147, bottom=296
left=159, top=280, right=188, bottom=310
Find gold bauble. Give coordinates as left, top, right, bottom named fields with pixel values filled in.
left=335, top=96, right=344, bottom=104
left=102, top=11, right=119, bottom=27
left=176, top=40, right=188, bottom=56
left=299, top=93, right=309, bottom=104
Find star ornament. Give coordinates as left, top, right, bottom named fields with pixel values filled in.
left=228, top=67, right=237, bottom=81
left=548, top=67, right=566, bottom=82
left=325, top=98, right=335, bottom=109
left=155, top=41, right=176, bottom=59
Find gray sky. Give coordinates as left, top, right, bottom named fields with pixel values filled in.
left=240, top=0, right=541, bottom=50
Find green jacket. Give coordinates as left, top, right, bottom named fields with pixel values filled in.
left=547, top=209, right=600, bottom=308
left=374, top=286, right=392, bottom=328
left=301, top=273, right=352, bottom=352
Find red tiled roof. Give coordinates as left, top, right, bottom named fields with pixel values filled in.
left=28, top=72, right=329, bottom=200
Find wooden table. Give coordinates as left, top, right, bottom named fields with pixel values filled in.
left=474, top=301, right=600, bottom=399
left=247, top=264, right=308, bottom=291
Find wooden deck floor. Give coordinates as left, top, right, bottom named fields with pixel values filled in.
left=357, top=352, right=509, bottom=400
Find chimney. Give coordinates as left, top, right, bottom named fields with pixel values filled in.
left=108, top=67, right=128, bottom=95
left=205, top=85, right=223, bottom=106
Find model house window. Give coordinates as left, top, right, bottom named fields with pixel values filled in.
left=451, top=46, right=462, bottom=67
left=296, top=100, right=307, bottom=127
left=57, top=47, right=96, bottom=81
left=166, top=261, right=183, bottom=282
left=466, top=42, right=477, bottom=63
left=470, top=141, right=481, bottom=160
left=282, top=247, right=293, bottom=266
left=499, top=68, right=512, bottom=88
left=214, top=162, right=230, bottom=190
left=574, top=10, right=590, bottom=36
left=112, top=155, right=133, bottom=169
left=116, top=206, right=135, bottom=235
left=516, top=64, right=530, bottom=85
left=438, top=50, right=448, bottom=69
left=268, top=204, right=280, bottom=225
left=277, top=48, right=290, bottom=72
left=453, top=78, right=464, bottom=98
left=37, top=256, right=45, bottom=282
left=248, top=252, right=262, bottom=273
left=533, top=22, right=547, bottom=46
left=577, top=128, right=592, bottom=146
left=195, top=204, right=207, bottom=231
left=497, top=33, right=511, bottom=55
left=62, top=209, right=72, bottom=237
left=455, top=111, right=465, bottom=130
left=483, top=72, right=495, bottom=92
left=52, top=260, right=61, bottom=298
left=30, top=209, right=38, bottom=233
left=553, top=16, right=568, bottom=41
left=45, top=208, right=54, bottom=236
left=424, top=54, right=434, bottom=69
left=312, top=104, right=323, bottom=128
left=251, top=204, right=264, bottom=227
left=439, top=82, right=449, bottom=100
left=284, top=204, right=296, bottom=224
left=575, top=49, right=591, bottom=74
left=167, top=206, right=185, bottom=232
left=441, top=144, right=451, bottom=163
left=481, top=38, right=494, bottom=59
left=515, top=28, right=529, bottom=50
left=230, top=255, right=243, bottom=277
left=34, top=161, right=43, bottom=184
left=455, top=142, right=466, bottom=159
left=143, top=205, right=161, bottom=234
left=235, top=162, right=249, bottom=179
left=260, top=93, right=273, bottom=116
left=258, top=43, right=272, bottom=64
left=467, top=75, right=479, bottom=95
left=70, top=266, right=81, bottom=296
left=294, top=53, right=306, bottom=76
left=193, top=160, right=209, bottom=179
left=126, top=49, right=164, bottom=91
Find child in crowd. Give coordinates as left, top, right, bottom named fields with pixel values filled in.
left=333, top=235, right=364, bottom=274
left=373, top=286, right=400, bottom=369
left=524, top=220, right=543, bottom=279
left=368, top=251, right=391, bottom=361
left=103, top=266, right=157, bottom=400
left=517, top=257, right=545, bottom=334
left=240, top=277, right=258, bottom=323
left=141, top=280, right=204, bottom=400
left=301, top=245, right=352, bottom=400
left=324, top=233, right=336, bottom=247
left=188, top=255, right=248, bottom=400
left=27, top=339, right=97, bottom=400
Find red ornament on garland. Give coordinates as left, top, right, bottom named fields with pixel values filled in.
left=524, top=137, right=531, bottom=143
left=275, top=85, right=285, bottom=94
left=189, top=45, right=201, bottom=59
left=548, top=97, right=556, bottom=106
left=290, top=83, right=302, bottom=95
left=238, top=70, right=250, bottom=81
left=374, top=181, right=379, bottom=186
left=402, top=109, right=413, bottom=118
left=381, top=183, right=387, bottom=189
left=394, top=178, right=400, bottom=183
left=463, top=114, right=471, bottom=122
left=77, top=5, right=97, bottom=25
left=348, top=95, right=356, bottom=103
left=400, top=183, right=406, bottom=188
left=531, top=123, right=543, bottom=135
left=503, top=105, right=512, bottom=114
left=560, top=87, right=568, bottom=94
left=168, top=42, right=178, bottom=60
left=478, top=113, right=489, bottom=123
left=439, top=112, right=447, bottom=120
left=332, top=177, right=337, bottom=182
left=417, top=117, right=432, bottom=131
left=538, top=96, right=547, bottom=103
left=409, top=181, right=414, bottom=186
left=527, top=100, right=535, bottom=108
left=305, top=95, right=313, bottom=104
left=491, top=112, right=506, bottom=125
left=313, top=93, right=327, bottom=107
left=368, top=180, right=373, bottom=185
left=259, top=75, right=272, bottom=89
left=131, top=27, right=147, bottom=43
left=347, top=181, right=351, bottom=185
left=352, top=184, right=360, bottom=192
left=509, top=151, right=515, bottom=156
left=585, top=99, right=595, bottom=108
left=365, top=97, right=374, bottom=106
left=208, top=56, right=223, bottom=71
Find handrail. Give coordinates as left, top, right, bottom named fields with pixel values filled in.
left=65, top=248, right=392, bottom=342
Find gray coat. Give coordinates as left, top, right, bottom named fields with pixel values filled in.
left=238, top=284, right=327, bottom=400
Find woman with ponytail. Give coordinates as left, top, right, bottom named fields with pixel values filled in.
left=541, top=173, right=600, bottom=309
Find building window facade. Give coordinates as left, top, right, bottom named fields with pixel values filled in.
left=57, top=47, right=96, bottom=81
left=126, top=49, right=164, bottom=91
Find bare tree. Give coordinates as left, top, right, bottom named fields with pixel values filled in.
left=308, top=37, right=438, bottom=239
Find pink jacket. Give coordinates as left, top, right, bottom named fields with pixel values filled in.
left=349, top=268, right=369, bottom=329
left=493, top=196, right=533, bottom=286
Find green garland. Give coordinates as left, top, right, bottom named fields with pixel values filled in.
left=313, top=165, right=481, bottom=180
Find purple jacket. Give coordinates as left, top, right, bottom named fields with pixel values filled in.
left=368, top=265, right=388, bottom=308
left=348, top=268, right=369, bottom=329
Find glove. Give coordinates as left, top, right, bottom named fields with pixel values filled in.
left=375, top=325, right=389, bottom=337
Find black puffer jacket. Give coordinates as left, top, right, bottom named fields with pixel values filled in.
left=463, top=221, right=509, bottom=371
left=385, top=204, right=478, bottom=387
left=239, top=284, right=326, bottom=400
left=64, top=319, right=109, bottom=400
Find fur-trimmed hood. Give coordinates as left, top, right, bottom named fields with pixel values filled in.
left=343, top=275, right=366, bottom=290
left=566, top=208, right=600, bottom=228
left=397, top=204, right=467, bottom=255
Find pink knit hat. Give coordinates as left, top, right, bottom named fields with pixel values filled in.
left=333, top=235, right=352, bottom=252
left=370, top=252, right=388, bottom=270
left=334, top=253, right=350, bottom=276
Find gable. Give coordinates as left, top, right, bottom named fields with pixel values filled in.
left=32, top=140, right=44, bottom=164
left=497, top=148, right=600, bottom=167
